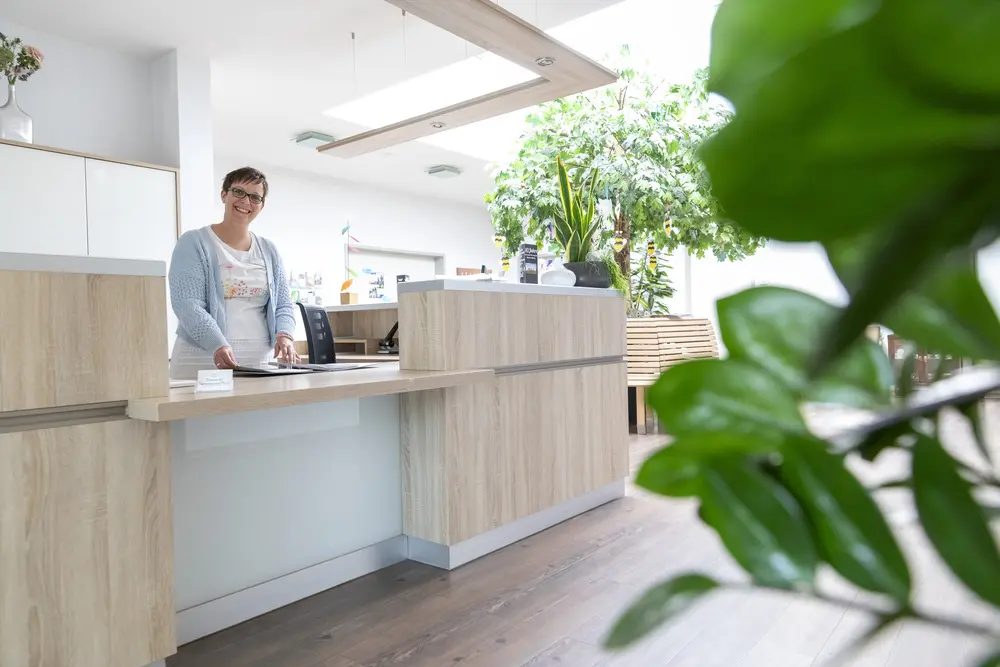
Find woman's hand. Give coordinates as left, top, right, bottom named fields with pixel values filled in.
left=274, top=335, right=300, bottom=365
left=214, top=346, right=238, bottom=369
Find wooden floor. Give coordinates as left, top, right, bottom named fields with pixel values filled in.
left=168, top=425, right=999, bottom=667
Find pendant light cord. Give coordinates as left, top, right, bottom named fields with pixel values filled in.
left=351, top=32, right=357, bottom=97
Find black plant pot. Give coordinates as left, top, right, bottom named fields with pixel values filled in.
left=564, top=261, right=612, bottom=289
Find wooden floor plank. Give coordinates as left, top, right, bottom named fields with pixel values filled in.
left=168, top=424, right=1000, bottom=667
left=521, top=637, right=605, bottom=667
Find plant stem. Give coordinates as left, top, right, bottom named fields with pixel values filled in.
left=810, top=591, right=997, bottom=637
left=723, top=583, right=998, bottom=639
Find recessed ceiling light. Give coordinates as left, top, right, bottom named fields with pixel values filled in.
left=430, top=122, right=446, bottom=129
left=292, top=131, right=336, bottom=148
left=535, top=56, right=556, bottom=67
left=426, top=165, right=462, bottom=179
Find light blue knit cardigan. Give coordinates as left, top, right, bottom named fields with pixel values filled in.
left=169, top=226, right=296, bottom=353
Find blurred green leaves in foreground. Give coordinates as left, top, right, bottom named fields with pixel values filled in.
left=607, top=0, right=1000, bottom=662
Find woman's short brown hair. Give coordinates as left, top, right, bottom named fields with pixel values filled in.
left=222, top=167, right=268, bottom=201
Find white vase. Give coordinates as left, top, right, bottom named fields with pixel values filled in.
left=540, top=263, right=576, bottom=287
left=0, top=82, right=33, bottom=143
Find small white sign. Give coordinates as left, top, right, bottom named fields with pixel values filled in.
left=195, top=369, right=234, bottom=393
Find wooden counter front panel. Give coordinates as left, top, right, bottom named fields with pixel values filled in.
left=399, top=290, right=625, bottom=370
left=0, top=420, right=175, bottom=667
left=0, top=271, right=169, bottom=412
left=402, top=363, right=628, bottom=545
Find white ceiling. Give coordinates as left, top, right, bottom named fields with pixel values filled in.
left=1, top=0, right=624, bottom=205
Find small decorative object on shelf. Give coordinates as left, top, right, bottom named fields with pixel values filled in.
left=518, top=243, right=538, bottom=284
left=540, top=259, right=576, bottom=286
left=0, top=32, right=43, bottom=144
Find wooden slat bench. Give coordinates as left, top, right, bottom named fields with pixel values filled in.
left=627, top=317, right=720, bottom=434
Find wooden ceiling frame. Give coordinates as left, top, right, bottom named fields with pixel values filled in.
left=317, top=0, right=618, bottom=158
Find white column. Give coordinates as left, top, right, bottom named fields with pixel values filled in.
left=150, top=50, right=215, bottom=232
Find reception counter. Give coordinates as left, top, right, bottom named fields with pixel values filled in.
left=0, top=260, right=627, bottom=667
left=0, top=253, right=175, bottom=667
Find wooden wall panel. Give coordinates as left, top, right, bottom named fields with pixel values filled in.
left=401, top=388, right=450, bottom=545
left=0, top=419, right=175, bottom=667
left=399, top=291, right=626, bottom=371
left=402, top=363, right=628, bottom=545
left=0, top=271, right=168, bottom=411
left=495, top=364, right=629, bottom=522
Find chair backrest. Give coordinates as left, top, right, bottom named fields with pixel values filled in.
left=297, top=302, right=336, bottom=364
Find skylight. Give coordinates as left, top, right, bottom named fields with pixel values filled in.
left=323, top=52, right=537, bottom=130
left=323, top=0, right=717, bottom=163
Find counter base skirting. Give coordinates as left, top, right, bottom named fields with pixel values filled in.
left=176, top=536, right=408, bottom=644
left=173, top=481, right=625, bottom=646
left=407, top=480, right=626, bottom=570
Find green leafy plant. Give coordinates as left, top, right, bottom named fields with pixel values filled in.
left=602, top=252, right=629, bottom=296
left=484, top=50, right=766, bottom=273
left=0, top=33, right=43, bottom=86
left=553, top=156, right=600, bottom=263
left=630, top=252, right=675, bottom=316
left=607, top=0, right=1000, bottom=663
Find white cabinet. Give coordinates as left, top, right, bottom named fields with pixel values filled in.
left=85, top=159, right=178, bottom=262
left=0, top=143, right=89, bottom=256
left=85, top=159, right=179, bottom=351
left=0, top=141, right=180, bottom=353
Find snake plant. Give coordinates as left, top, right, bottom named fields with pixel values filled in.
left=554, top=156, right=601, bottom=263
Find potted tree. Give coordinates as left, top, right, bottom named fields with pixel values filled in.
left=485, top=55, right=765, bottom=297
left=553, top=156, right=609, bottom=288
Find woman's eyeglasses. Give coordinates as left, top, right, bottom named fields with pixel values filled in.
left=229, top=186, right=264, bottom=206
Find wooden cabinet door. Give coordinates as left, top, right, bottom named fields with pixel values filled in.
left=0, top=143, right=89, bottom=256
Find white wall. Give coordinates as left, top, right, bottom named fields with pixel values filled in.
left=213, top=157, right=496, bottom=293
left=681, top=242, right=846, bottom=352
left=0, top=19, right=159, bottom=164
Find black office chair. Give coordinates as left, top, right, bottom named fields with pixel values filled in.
left=296, top=302, right=336, bottom=365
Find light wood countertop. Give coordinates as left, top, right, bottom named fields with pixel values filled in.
left=398, top=278, right=618, bottom=298
left=336, top=353, right=400, bottom=363
left=325, top=302, right=398, bottom=313
left=127, top=363, right=493, bottom=422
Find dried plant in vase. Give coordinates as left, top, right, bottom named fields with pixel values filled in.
left=0, top=32, right=43, bottom=143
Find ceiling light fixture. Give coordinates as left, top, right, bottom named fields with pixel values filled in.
left=534, top=56, right=555, bottom=67
left=426, top=165, right=463, bottom=178
left=292, top=131, right=336, bottom=148
left=430, top=122, right=446, bottom=129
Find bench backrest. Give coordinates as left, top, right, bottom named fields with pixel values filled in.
left=626, top=317, right=720, bottom=386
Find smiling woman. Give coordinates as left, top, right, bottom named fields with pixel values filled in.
left=168, top=166, right=299, bottom=379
